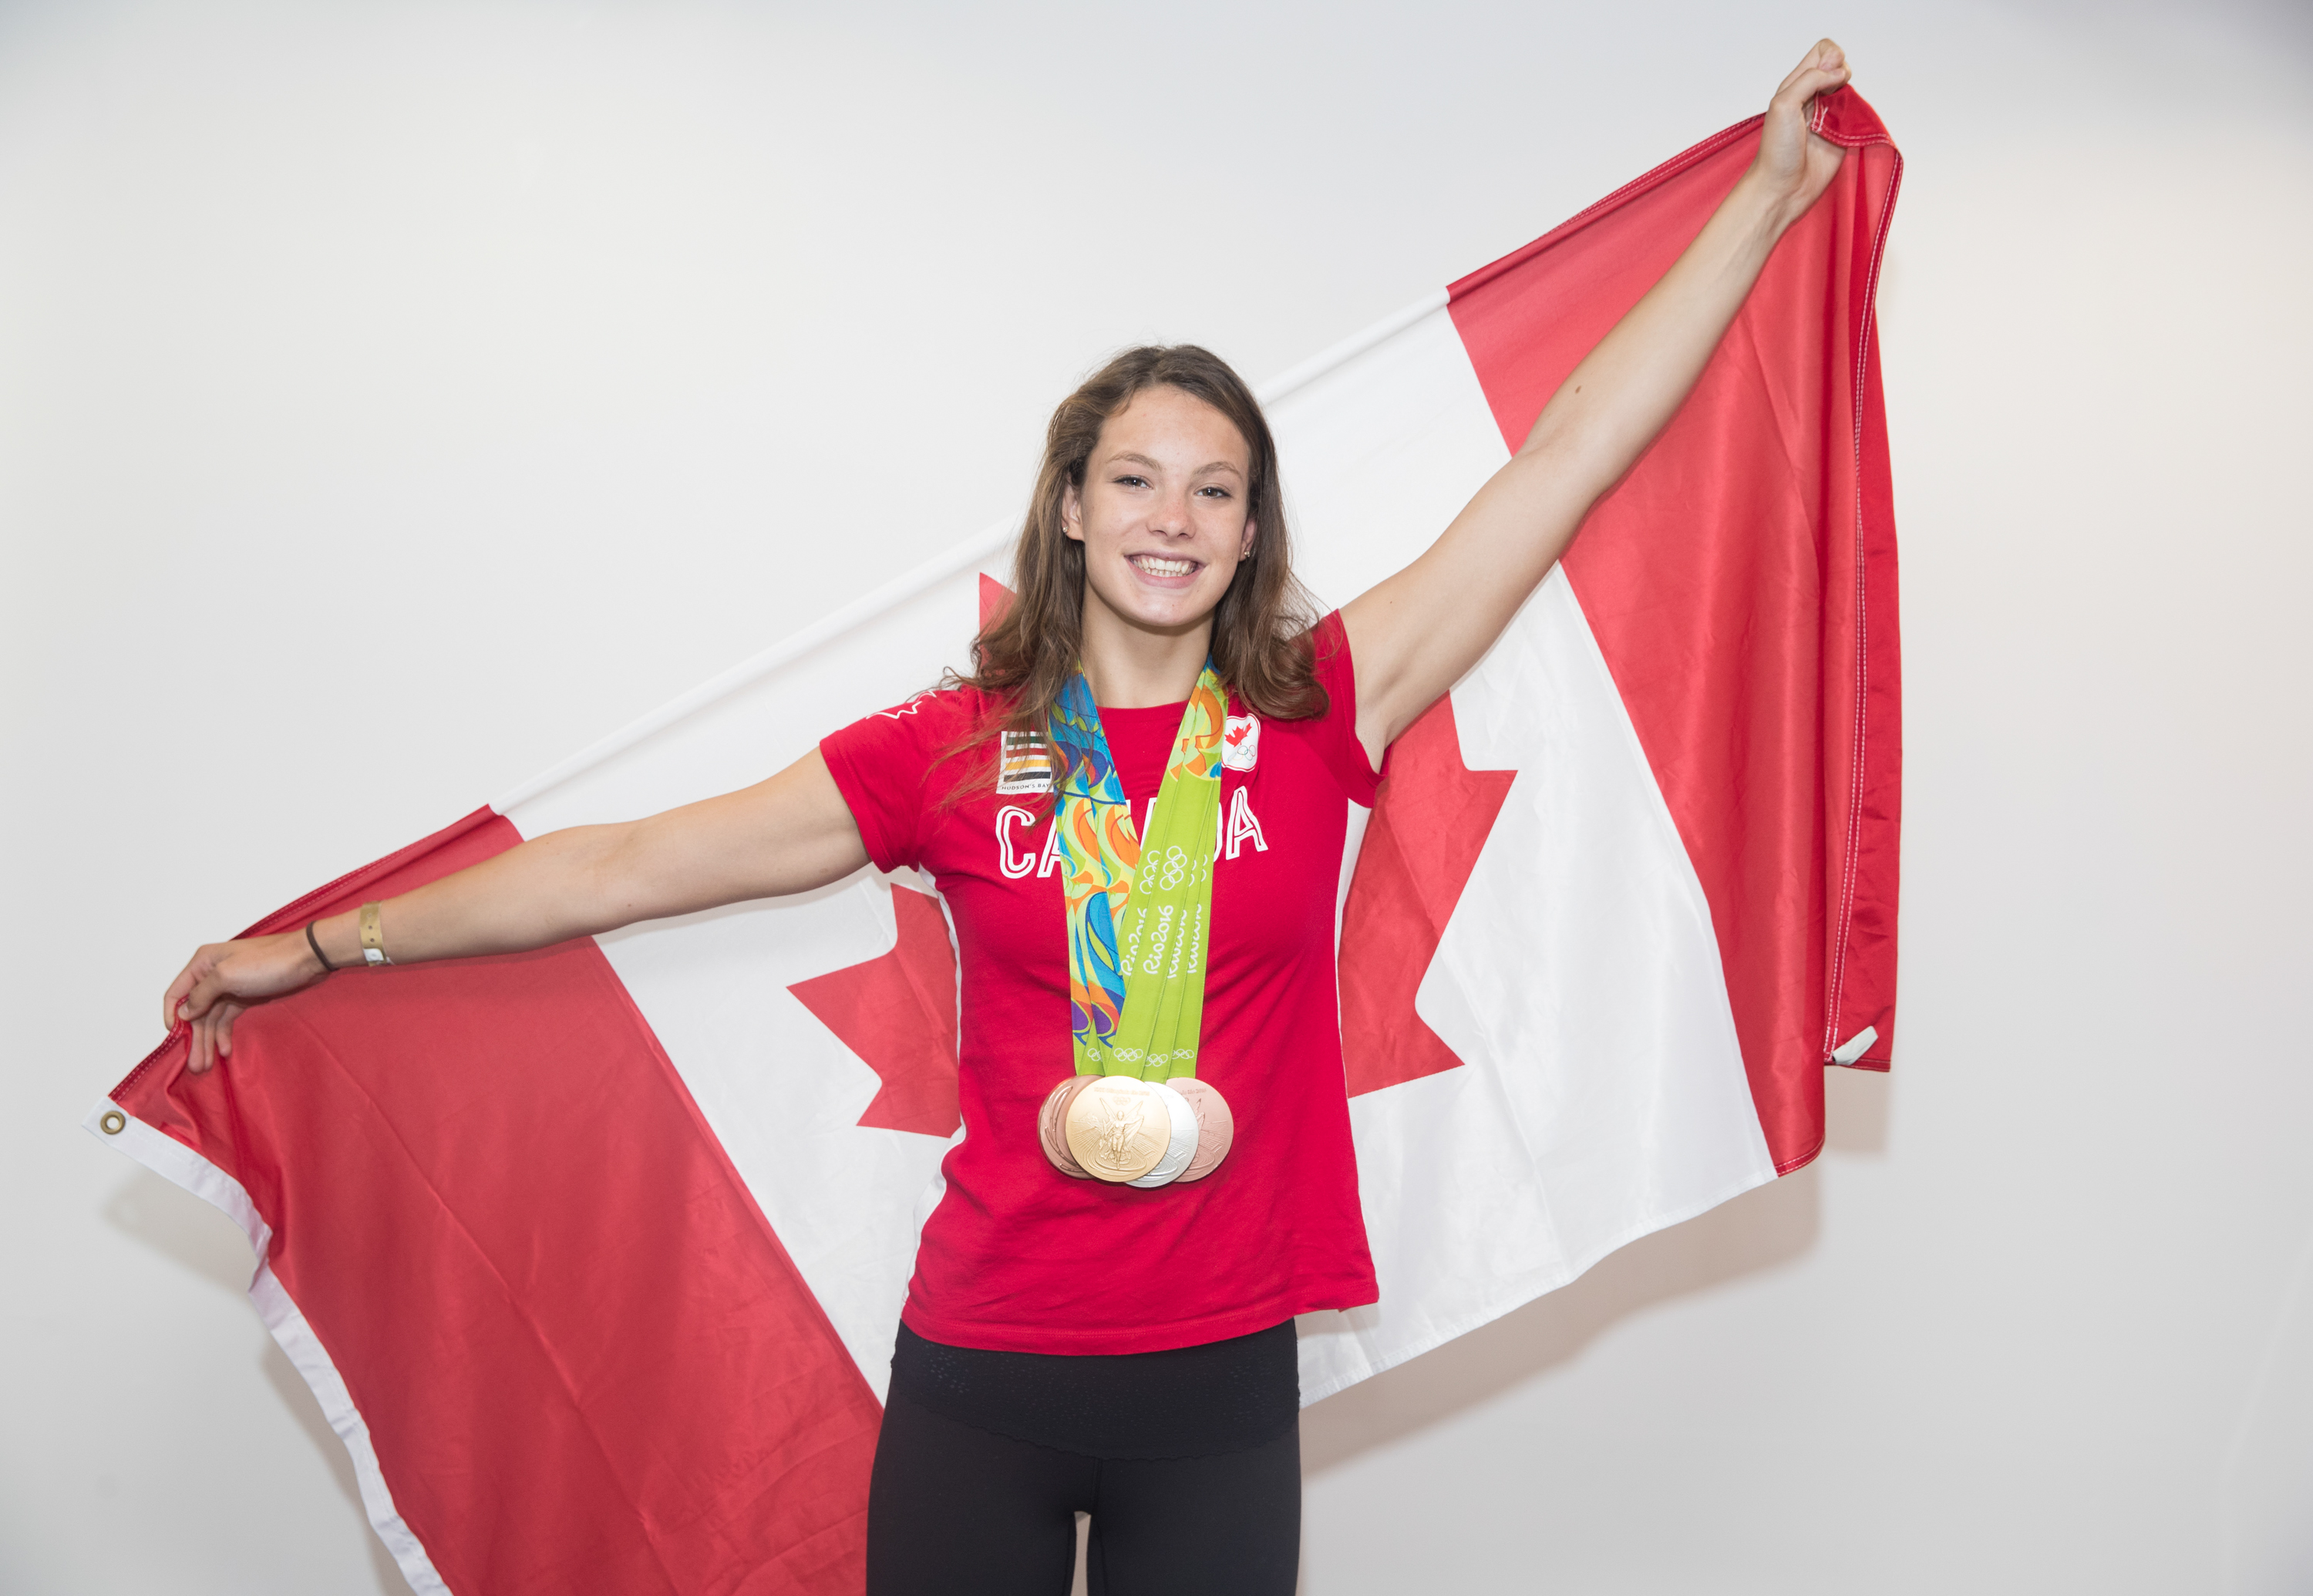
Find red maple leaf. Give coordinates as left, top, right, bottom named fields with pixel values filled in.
left=1338, top=694, right=1516, bottom=1096
left=782, top=575, right=1003, bottom=1139
left=788, top=884, right=961, bottom=1137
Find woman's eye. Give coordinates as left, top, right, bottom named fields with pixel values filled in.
left=1116, top=474, right=1149, bottom=489
left=1198, top=486, right=1232, bottom=500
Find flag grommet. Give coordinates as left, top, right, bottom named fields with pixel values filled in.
left=99, top=1109, right=126, bottom=1136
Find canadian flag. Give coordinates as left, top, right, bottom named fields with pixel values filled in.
left=90, top=93, right=1901, bottom=1595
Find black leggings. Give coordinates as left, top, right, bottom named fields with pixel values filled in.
left=866, top=1386, right=1301, bottom=1596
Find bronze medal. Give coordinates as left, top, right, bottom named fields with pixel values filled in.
left=1167, top=1078, right=1234, bottom=1182
left=1062, top=1076, right=1173, bottom=1184
left=1039, top=1076, right=1094, bottom=1178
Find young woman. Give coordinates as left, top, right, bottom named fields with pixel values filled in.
left=164, top=41, right=1853, bottom=1596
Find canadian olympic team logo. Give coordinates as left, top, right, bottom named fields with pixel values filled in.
left=1222, top=712, right=1260, bottom=770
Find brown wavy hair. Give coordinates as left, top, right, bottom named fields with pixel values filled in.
left=953, top=345, right=1325, bottom=765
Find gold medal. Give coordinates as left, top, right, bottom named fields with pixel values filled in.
left=1063, top=1076, right=1173, bottom=1184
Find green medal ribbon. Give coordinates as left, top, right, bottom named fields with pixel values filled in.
left=1049, top=664, right=1227, bottom=1080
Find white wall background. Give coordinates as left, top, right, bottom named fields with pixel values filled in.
left=5, top=1, right=2309, bottom=1591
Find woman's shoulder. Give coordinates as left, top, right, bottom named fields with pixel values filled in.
left=824, top=681, right=1012, bottom=779
left=1260, top=610, right=1351, bottom=723
left=1260, top=611, right=1381, bottom=803
left=820, top=682, right=1014, bottom=871
left=845, top=679, right=1009, bottom=735
left=1304, top=611, right=1351, bottom=683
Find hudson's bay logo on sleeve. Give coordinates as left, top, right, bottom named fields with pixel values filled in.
left=997, top=729, right=1055, bottom=794
left=1222, top=713, right=1261, bottom=771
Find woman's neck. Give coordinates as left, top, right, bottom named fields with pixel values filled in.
left=1078, top=600, right=1213, bottom=708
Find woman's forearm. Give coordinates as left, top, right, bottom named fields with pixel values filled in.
left=167, top=749, right=868, bottom=1072
left=1338, top=42, right=1852, bottom=759
left=304, top=750, right=870, bottom=971
left=1517, top=167, right=1796, bottom=493
left=301, top=823, right=646, bottom=970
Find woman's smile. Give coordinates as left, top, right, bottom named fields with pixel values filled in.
left=1126, top=551, right=1205, bottom=584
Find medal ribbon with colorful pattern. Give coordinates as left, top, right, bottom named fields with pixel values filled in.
left=1049, top=663, right=1227, bottom=1080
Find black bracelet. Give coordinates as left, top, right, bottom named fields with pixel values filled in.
left=305, top=921, right=339, bottom=974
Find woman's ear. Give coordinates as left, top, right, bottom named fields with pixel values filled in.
left=1062, top=480, right=1085, bottom=543
left=1240, top=518, right=1258, bottom=561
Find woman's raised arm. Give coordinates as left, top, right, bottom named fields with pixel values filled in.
left=163, top=748, right=867, bottom=1073
left=1340, top=39, right=1853, bottom=766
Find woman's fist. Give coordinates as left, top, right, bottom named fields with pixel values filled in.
left=1753, top=39, right=1853, bottom=226
left=162, top=931, right=331, bottom=1075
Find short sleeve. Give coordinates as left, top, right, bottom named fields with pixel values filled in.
left=1305, top=611, right=1388, bottom=806
left=819, top=689, right=969, bottom=874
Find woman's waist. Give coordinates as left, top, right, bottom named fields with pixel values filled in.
left=885, top=1315, right=1301, bottom=1460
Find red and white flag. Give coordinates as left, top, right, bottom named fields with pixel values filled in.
left=91, top=93, right=1902, bottom=1595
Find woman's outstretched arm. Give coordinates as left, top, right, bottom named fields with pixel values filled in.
left=1340, top=39, right=1853, bottom=766
left=162, top=748, right=867, bottom=1073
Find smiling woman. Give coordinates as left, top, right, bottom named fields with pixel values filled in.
left=964, top=344, right=1328, bottom=739
left=157, top=37, right=1860, bottom=1596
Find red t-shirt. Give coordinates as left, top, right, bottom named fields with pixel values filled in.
left=819, top=612, right=1383, bottom=1355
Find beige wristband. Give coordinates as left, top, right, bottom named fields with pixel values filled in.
left=358, top=901, right=393, bottom=967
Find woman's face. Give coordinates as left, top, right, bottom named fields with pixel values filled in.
left=1063, top=385, right=1256, bottom=638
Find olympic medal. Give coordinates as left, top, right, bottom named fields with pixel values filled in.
left=1039, top=1076, right=1094, bottom=1178
left=1063, top=1076, right=1173, bottom=1184
left=1167, top=1078, right=1234, bottom=1183
left=1128, top=1082, right=1200, bottom=1189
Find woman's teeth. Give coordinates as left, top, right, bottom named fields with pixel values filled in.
left=1132, top=555, right=1200, bottom=577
